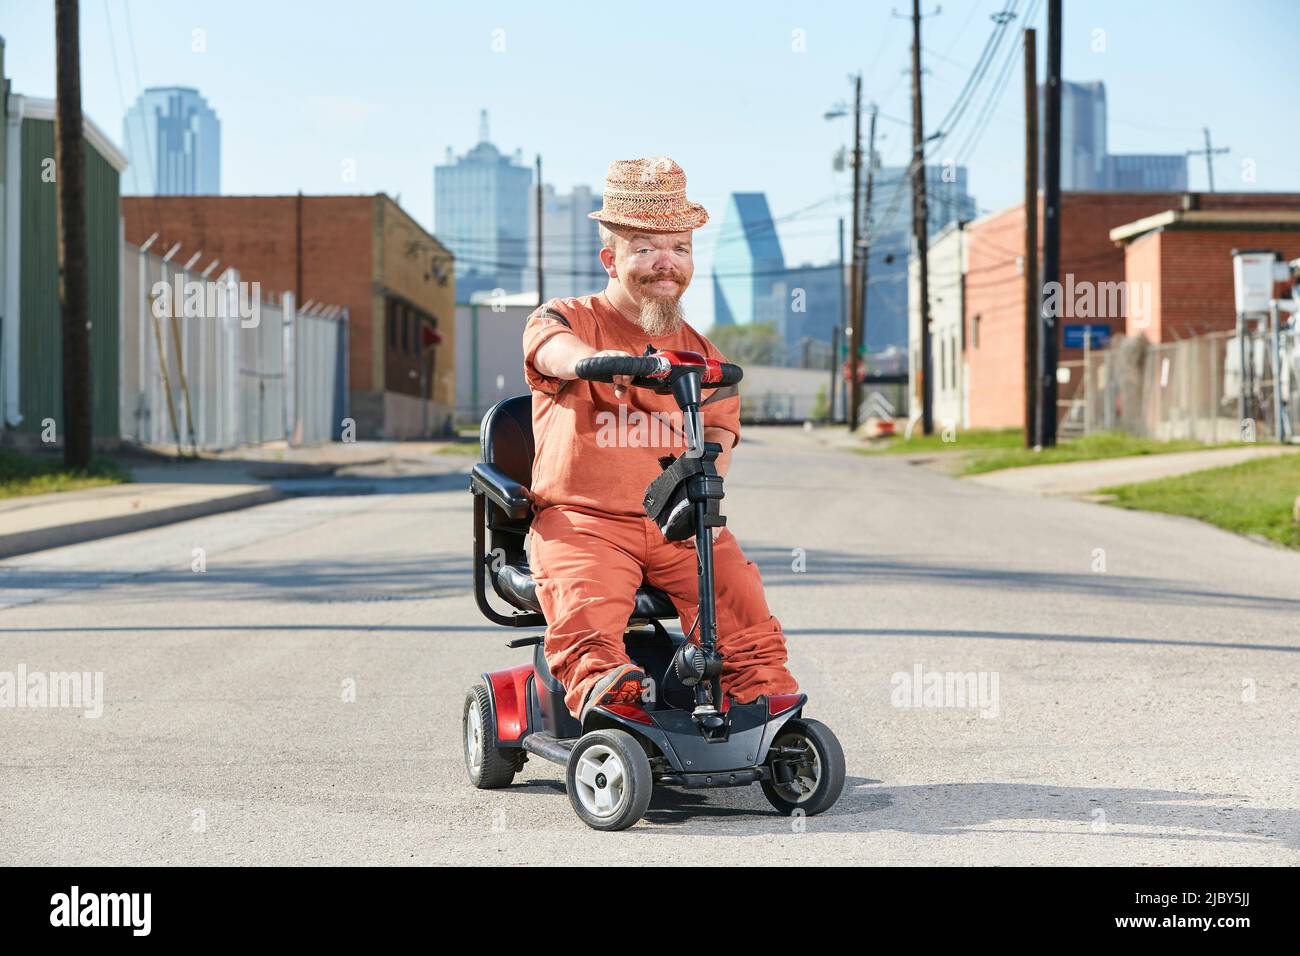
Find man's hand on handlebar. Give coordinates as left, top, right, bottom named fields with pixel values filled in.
left=587, top=349, right=638, bottom=400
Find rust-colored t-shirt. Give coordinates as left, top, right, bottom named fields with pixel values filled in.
left=521, top=291, right=741, bottom=517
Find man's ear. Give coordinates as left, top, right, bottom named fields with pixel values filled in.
left=599, top=245, right=617, bottom=278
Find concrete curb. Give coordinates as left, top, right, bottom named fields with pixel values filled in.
left=0, top=485, right=283, bottom=560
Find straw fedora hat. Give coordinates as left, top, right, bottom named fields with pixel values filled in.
left=588, top=156, right=709, bottom=232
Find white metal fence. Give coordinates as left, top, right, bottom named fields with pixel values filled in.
left=1061, top=328, right=1298, bottom=442
left=120, top=240, right=348, bottom=452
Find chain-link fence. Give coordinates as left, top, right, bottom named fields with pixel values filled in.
left=1060, top=327, right=1298, bottom=442
left=120, top=240, right=348, bottom=452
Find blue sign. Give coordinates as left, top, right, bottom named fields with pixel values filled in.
left=1064, top=324, right=1112, bottom=349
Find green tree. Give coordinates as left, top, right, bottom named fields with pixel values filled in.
left=707, top=322, right=783, bottom=366
left=810, top=384, right=830, bottom=422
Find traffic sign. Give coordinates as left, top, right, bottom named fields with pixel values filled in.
left=1063, top=324, right=1110, bottom=349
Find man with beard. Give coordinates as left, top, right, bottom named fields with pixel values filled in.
left=521, top=156, right=799, bottom=721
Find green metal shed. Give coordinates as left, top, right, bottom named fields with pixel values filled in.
left=2, top=93, right=126, bottom=445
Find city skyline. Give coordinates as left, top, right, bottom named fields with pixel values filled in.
left=4, top=0, right=1297, bottom=330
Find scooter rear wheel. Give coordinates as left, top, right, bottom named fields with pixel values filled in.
left=463, top=683, right=521, bottom=789
left=761, top=718, right=846, bottom=816
left=566, top=729, right=653, bottom=831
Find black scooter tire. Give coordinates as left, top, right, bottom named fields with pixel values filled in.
left=464, top=683, right=520, bottom=789
left=761, top=718, right=846, bottom=816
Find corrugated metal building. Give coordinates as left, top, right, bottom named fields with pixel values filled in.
left=2, top=78, right=127, bottom=446
left=121, top=194, right=456, bottom=439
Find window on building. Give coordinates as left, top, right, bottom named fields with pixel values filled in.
left=972, top=314, right=981, bottom=350
left=387, top=302, right=397, bottom=349
left=401, top=306, right=410, bottom=353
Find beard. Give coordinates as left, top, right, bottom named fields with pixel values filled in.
left=636, top=273, right=687, bottom=337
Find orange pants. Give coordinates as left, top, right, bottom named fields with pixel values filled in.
left=529, top=504, right=799, bottom=717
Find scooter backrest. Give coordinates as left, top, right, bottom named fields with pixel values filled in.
left=479, top=394, right=535, bottom=534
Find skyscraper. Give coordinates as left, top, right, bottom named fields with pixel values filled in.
left=533, top=183, right=604, bottom=300
left=712, top=192, right=786, bottom=329
left=865, top=162, right=976, bottom=353
left=1043, top=80, right=1109, bottom=191
left=1038, top=80, right=1187, bottom=191
left=122, top=87, right=220, bottom=195
left=770, top=261, right=843, bottom=366
left=435, top=111, right=532, bottom=301
left=1103, top=154, right=1188, bottom=191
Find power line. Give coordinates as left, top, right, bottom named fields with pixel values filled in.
left=448, top=254, right=860, bottom=282
left=858, top=1, right=1021, bottom=256
left=954, top=0, right=1043, bottom=166
left=928, top=0, right=1020, bottom=155
left=435, top=191, right=849, bottom=254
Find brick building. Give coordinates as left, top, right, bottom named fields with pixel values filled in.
left=122, top=194, right=455, bottom=438
left=957, top=191, right=1300, bottom=429
left=1110, top=208, right=1300, bottom=342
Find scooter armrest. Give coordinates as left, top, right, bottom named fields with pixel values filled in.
left=470, top=463, right=531, bottom=520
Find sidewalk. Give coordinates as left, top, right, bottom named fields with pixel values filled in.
left=0, top=481, right=281, bottom=559
left=127, top=438, right=456, bottom=481
left=965, top=444, right=1299, bottom=496
left=0, top=440, right=475, bottom=560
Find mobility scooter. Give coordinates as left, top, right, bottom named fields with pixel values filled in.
left=464, top=349, right=845, bottom=830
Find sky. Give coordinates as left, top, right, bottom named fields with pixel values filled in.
left=3, top=0, right=1297, bottom=326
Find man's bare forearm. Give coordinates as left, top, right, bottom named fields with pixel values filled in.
left=533, top=332, right=596, bottom=380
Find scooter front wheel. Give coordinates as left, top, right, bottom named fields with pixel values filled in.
left=761, top=718, right=846, bottom=816
left=566, top=729, right=653, bottom=831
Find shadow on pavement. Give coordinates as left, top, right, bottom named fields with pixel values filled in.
left=745, top=545, right=1300, bottom=614
left=785, top=627, right=1300, bottom=655
left=820, top=780, right=1300, bottom=851
left=0, top=553, right=469, bottom=605
left=273, top=472, right=470, bottom=497
left=620, top=777, right=1298, bottom=850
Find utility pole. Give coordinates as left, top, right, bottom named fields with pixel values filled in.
left=835, top=216, right=845, bottom=423
left=848, top=73, right=864, bottom=432
left=1039, top=0, right=1062, bottom=447
left=859, top=102, right=878, bottom=423
left=1187, top=127, right=1230, bottom=192
left=1023, top=27, right=1039, bottom=448
left=55, top=0, right=92, bottom=470
left=535, top=154, right=544, bottom=303
left=911, top=0, right=934, bottom=435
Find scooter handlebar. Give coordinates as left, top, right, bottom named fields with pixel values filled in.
left=574, top=355, right=662, bottom=383
left=574, top=355, right=743, bottom=389
left=713, top=363, right=744, bottom=387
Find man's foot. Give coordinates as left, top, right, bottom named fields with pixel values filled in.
left=579, top=664, right=647, bottom=724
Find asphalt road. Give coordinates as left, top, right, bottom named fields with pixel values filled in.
left=1, top=429, right=1296, bottom=865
